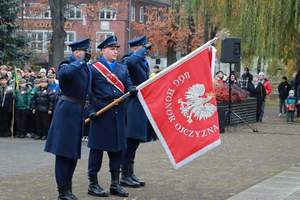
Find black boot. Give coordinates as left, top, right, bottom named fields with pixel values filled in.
left=67, top=182, right=78, bottom=200
left=57, top=185, right=75, bottom=200
left=110, top=172, right=129, bottom=197
left=129, top=163, right=145, bottom=186
left=120, top=165, right=140, bottom=188
left=88, top=175, right=109, bottom=197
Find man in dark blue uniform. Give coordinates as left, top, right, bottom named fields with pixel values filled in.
left=87, top=35, right=132, bottom=197
left=121, top=35, right=154, bottom=188
left=45, top=38, right=92, bottom=200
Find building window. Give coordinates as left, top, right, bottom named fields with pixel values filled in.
left=100, top=8, right=117, bottom=20
left=23, top=3, right=52, bottom=19
left=96, top=32, right=114, bottom=49
left=139, top=7, right=144, bottom=23
left=28, top=31, right=44, bottom=52
left=23, top=3, right=43, bottom=18
left=130, top=5, right=135, bottom=21
left=65, top=32, right=76, bottom=52
left=65, top=4, right=82, bottom=19
left=100, top=21, right=110, bottom=31
left=155, top=58, right=161, bottom=65
left=26, top=31, right=75, bottom=53
left=43, top=7, right=51, bottom=19
left=44, top=32, right=52, bottom=51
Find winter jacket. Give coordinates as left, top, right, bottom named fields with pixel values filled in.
left=285, top=96, right=297, bottom=111
left=31, top=87, right=53, bottom=112
left=255, top=82, right=266, bottom=102
left=15, top=87, right=30, bottom=110
left=278, top=81, right=291, bottom=100
left=263, top=79, right=272, bottom=96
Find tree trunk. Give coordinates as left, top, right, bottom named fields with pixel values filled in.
left=297, top=48, right=300, bottom=71
left=204, top=12, right=209, bottom=42
left=167, top=45, right=177, bottom=67
left=257, top=56, right=261, bottom=74
left=187, top=15, right=195, bottom=53
left=49, top=0, right=67, bottom=68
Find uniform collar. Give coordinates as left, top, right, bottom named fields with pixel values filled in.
left=98, top=56, right=116, bottom=71
left=68, top=55, right=78, bottom=63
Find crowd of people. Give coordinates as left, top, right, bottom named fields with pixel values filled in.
left=214, top=67, right=300, bottom=123
left=277, top=70, right=300, bottom=122
left=214, top=67, right=272, bottom=122
left=0, top=65, right=59, bottom=139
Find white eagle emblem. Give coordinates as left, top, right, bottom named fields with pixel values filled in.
left=178, top=83, right=217, bottom=123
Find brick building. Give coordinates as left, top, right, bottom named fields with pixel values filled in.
left=20, top=0, right=170, bottom=67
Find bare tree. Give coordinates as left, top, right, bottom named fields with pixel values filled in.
left=48, top=0, right=67, bottom=68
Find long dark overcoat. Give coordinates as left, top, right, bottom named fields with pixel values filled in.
left=122, top=48, right=153, bottom=142
left=88, top=57, right=131, bottom=152
left=45, top=55, right=91, bottom=159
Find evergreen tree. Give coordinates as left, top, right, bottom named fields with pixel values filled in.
left=0, top=0, right=32, bottom=66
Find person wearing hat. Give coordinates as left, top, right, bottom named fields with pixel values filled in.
left=38, top=68, right=47, bottom=78
left=252, top=75, right=266, bottom=122
left=27, top=78, right=40, bottom=138
left=47, top=73, right=60, bottom=118
left=47, top=73, right=59, bottom=99
left=31, top=77, right=53, bottom=140
left=44, top=38, right=92, bottom=200
left=86, top=35, right=133, bottom=197
left=258, top=72, right=272, bottom=96
left=258, top=72, right=272, bottom=122
left=0, top=65, right=8, bottom=77
left=285, top=89, right=298, bottom=123
left=0, top=74, right=13, bottom=137
left=14, top=78, right=30, bottom=138
left=150, top=65, right=160, bottom=78
left=47, top=73, right=59, bottom=93
left=120, top=35, right=153, bottom=188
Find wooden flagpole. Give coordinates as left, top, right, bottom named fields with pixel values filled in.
left=84, top=92, right=131, bottom=124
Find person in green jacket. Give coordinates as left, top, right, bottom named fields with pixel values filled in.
left=28, top=79, right=40, bottom=138
left=14, top=78, right=30, bottom=138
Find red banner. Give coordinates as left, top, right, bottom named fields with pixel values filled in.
left=138, top=43, right=220, bottom=169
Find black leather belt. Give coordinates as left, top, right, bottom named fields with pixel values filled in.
left=93, top=97, right=114, bottom=103
left=93, top=97, right=120, bottom=106
left=60, top=95, right=86, bottom=106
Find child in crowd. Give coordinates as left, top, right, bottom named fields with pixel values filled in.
left=28, top=79, right=40, bottom=138
left=14, top=79, right=30, bottom=138
left=31, top=78, right=53, bottom=140
left=285, top=90, right=297, bottom=123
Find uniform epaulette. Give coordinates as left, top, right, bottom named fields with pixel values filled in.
left=59, top=60, right=70, bottom=66
left=121, top=54, right=130, bottom=60
left=115, top=61, right=126, bottom=66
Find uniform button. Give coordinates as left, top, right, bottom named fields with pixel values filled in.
left=113, top=90, right=116, bottom=93
left=115, top=111, right=118, bottom=114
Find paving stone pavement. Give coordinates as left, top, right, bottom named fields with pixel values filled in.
left=0, top=105, right=300, bottom=200
left=227, top=163, right=300, bottom=200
